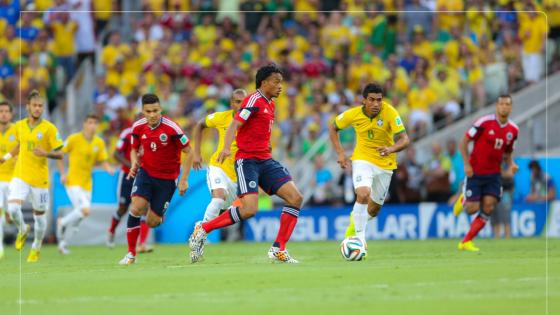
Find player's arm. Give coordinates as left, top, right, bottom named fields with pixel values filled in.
left=217, top=119, right=242, bottom=164
left=113, top=150, right=130, bottom=168
left=178, top=145, right=193, bottom=196
left=33, top=146, right=64, bottom=160
left=328, top=121, right=349, bottom=169
left=376, top=131, right=410, bottom=156
left=459, top=135, right=473, bottom=177
left=128, top=148, right=139, bottom=179
left=192, top=117, right=207, bottom=170
left=0, top=143, right=19, bottom=164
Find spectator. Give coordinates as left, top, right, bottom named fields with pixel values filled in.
left=396, top=146, right=423, bottom=203
left=403, top=0, right=434, bottom=40
left=311, top=155, right=334, bottom=206
left=446, top=138, right=464, bottom=195
left=48, top=12, right=78, bottom=82
left=430, top=67, right=461, bottom=125
left=407, top=75, right=436, bottom=138
left=518, top=5, right=548, bottom=84
left=69, top=0, right=96, bottom=67
left=424, top=142, right=452, bottom=202
left=526, top=160, right=557, bottom=202
left=102, top=84, right=127, bottom=121
left=492, top=163, right=514, bottom=239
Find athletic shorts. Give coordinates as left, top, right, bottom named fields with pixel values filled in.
left=65, top=186, right=92, bottom=210
left=352, top=160, right=393, bottom=206
left=131, top=168, right=177, bottom=218
left=0, top=181, right=10, bottom=209
left=206, top=165, right=237, bottom=207
left=235, top=158, right=292, bottom=196
left=8, top=177, right=49, bottom=211
left=464, top=173, right=502, bottom=202
left=117, top=171, right=134, bottom=207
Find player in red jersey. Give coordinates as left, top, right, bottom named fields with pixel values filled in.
left=106, top=126, right=153, bottom=252
left=189, top=64, right=303, bottom=263
left=119, top=94, right=193, bottom=265
left=454, top=95, right=519, bottom=251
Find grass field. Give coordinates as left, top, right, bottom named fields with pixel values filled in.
left=1, top=238, right=559, bottom=315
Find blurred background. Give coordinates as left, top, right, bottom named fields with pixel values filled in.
left=0, top=0, right=558, bottom=244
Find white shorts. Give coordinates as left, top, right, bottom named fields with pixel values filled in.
left=352, top=160, right=393, bottom=205
left=65, top=186, right=92, bottom=210
left=0, top=181, right=9, bottom=209
left=206, top=166, right=237, bottom=207
left=8, top=177, right=50, bottom=212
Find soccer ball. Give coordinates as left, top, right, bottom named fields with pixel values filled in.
left=340, top=237, right=366, bottom=261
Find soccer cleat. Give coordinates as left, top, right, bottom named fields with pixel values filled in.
left=119, top=252, right=136, bottom=265
left=268, top=246, right=299, bottom=264
left=138, top=244, right=154, bottom=254
left=453, top=193, right=465, bottom=217
left=15, top=224, right=30, bottom=251
left=345, top=214, right=356, bottom=237
left=106, top=232, right=115, bottom=249
left=188, top=221, right=207, bottom=263
left=458, top=241, right=480, bottom=252
left=58, top=242, right=70, bottom=255
left=27, top=249, right=40, bottom=263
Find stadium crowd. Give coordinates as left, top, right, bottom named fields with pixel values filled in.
left=0, top=0, right=558, bottom=205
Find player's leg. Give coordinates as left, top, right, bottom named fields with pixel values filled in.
left=203, top=166, right=230, bottom=222
left=27, top=187, right=50, bottom=262
left=120, top=169, right=150, bottom=265
left=346, top=161, right=375, bottom=240
left=108, top=172, right=133, bottom=247
left=137, top=215, right=153, bottom=253
left=58, top=187, right=91, bottom=254
left=7, top=178, right=31, bottom=250
left=0, top=182, right=8, bottom=259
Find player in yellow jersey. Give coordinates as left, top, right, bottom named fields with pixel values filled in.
left=0, top=90, right=64, bottom=263
left=0, top=101, right=17, bottom=260
left=56, top=114, right=114, bottom=255
left=192, top=89, right=247, bottom=222
left=328, top=83, right=410, bottom=250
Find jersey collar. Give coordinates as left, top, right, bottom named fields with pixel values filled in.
left=494, top=115, right=509, bottom=128
left=256, top=89, right=271, bottom=104
left=361, top=104, right=382, bottom=120
left=149, top=118, right=162, bottom=130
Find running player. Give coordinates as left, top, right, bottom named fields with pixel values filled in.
left=328, top=83, right=410, bottom=250
left=0, top=90, right=64, bottom=262
left=56, top=114, right=114, bottom=254
left=119, top=93, right=193, bottom=265
left=189, top=64, right=304, bottom=264
left=192, top=89, right=247, bottom=222
left=454, top=95, right=519, bottom=251
left=0, top=101, right=17, bottom=260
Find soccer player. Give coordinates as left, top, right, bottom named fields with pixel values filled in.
left=328, top=83, right=410, bottom=250
left=0, top=101, right=17, bottom=260
left=0, top=90, right=64, bottom=262
left=119, top=93, right=193, bottom=265
left=453, top=95, right=519, bottom=252
left=192, top=89, right=247, bottom=222
left=189, top=64, right=304, bottom=264
left=56, top=114, right=114, bottom=254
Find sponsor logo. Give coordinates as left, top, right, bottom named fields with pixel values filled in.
left=159, top=133, right=168, bottom=142
left=395, top=117, right=402, bottom=126
left=179, top=135, right=188, bottom=145
left=142, top=134, right=147, bottom=139
left=489, top=130, right=495, bottom=135
left=249, top=181, right=257, bottom=188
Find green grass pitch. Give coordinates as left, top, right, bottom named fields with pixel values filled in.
left=1, top=238, right=558, bottom=315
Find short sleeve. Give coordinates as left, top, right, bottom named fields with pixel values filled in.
left=205, top=112, right=219, bottom=128
left=333, top=109, right=353, bottom=130
left=97, top=138, right=109, bottom=162
left=130, top=126, right=141, bottom=150
left=389, top=110, right=406, bottom=135
left=466, top=118, right=488, bottom=140
left=234, top=95, right=259, bottom=123
left=62, top=135, right=73, bottom=153
left=49, top=125, right=64, bottom=150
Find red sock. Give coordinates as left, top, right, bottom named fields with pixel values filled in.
left=127, top=227, right=140, bottom=256
left=274, top=206, right=299, bottom=250
left=462, top=213, right=489, bottom=243
left=139, top=221, right=149, bottom=245
left=201, top=207, right=241, bottom=233
left=109, top=216, right=120, bottom=234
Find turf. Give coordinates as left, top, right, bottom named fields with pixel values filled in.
left=1, top=238, right=558, bottom=315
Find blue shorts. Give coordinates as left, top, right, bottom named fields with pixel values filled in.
left=131, top=168, right=177, bottom=218
left=117, top=171, right=134, bottom=207
left=465, top=174, right=502, bottom=202
left=235, top=158, right=292, bottom=196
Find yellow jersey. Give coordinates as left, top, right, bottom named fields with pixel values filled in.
left=14, top=118, right=64, bottom=188
left=334, top=103, right=406, bottom=170
left=0, top=124, right=18, bottom=182
left=205, top=110, right=238, bottom=181
left=63, top=132, right=109, bottom=191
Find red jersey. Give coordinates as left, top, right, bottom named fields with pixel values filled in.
left=130, top=116, right=190, bottom=180
left=466, top=114, right=519, bottom=175
left=234, top=90, right=275, bottom=160
left=115, top=127, right=133, bottom=173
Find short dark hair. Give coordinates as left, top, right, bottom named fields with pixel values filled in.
left=362, top=83, right=384, bottom=98
left=84, top=113, right=100, bottom=122
left=0, top=100, right=13, bottom=112
left=27, top=89, right=41, bottom=102
left=529, top=160, right=541, bottom=171
left=255, top=64, right=283, bottom=89
left=141, top=93, right=160, bottom=106
left=498, top=94, right=513, bottom=102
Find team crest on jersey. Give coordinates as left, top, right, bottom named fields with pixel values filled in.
left=132, top=185, right=138, bottom=193
left=506, top=132, right=513, bottom=140
left=159, top=133, right=168, bottom=142
left=37, top=132, right=43, bottom=139
left=249, top=181, right=257, bottom=188
left=377, top=119, right=383, bottom=127
left=466, top=189, right=472, bottom=197
left=9, top=134, right=14, bottom=141
left=93, top=146, right=99, bottom=153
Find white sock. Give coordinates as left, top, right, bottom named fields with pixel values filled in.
left=203, top=198, right=226, bottom=222
left=32, top=214, right=47, bottom=250
left=60, top=209, right=85, bottom=243
left=7, top=203, right=24, bottom=232
left=352, top=202, right=368, bottom=242
left=0, top=213, right=4, bottom=251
